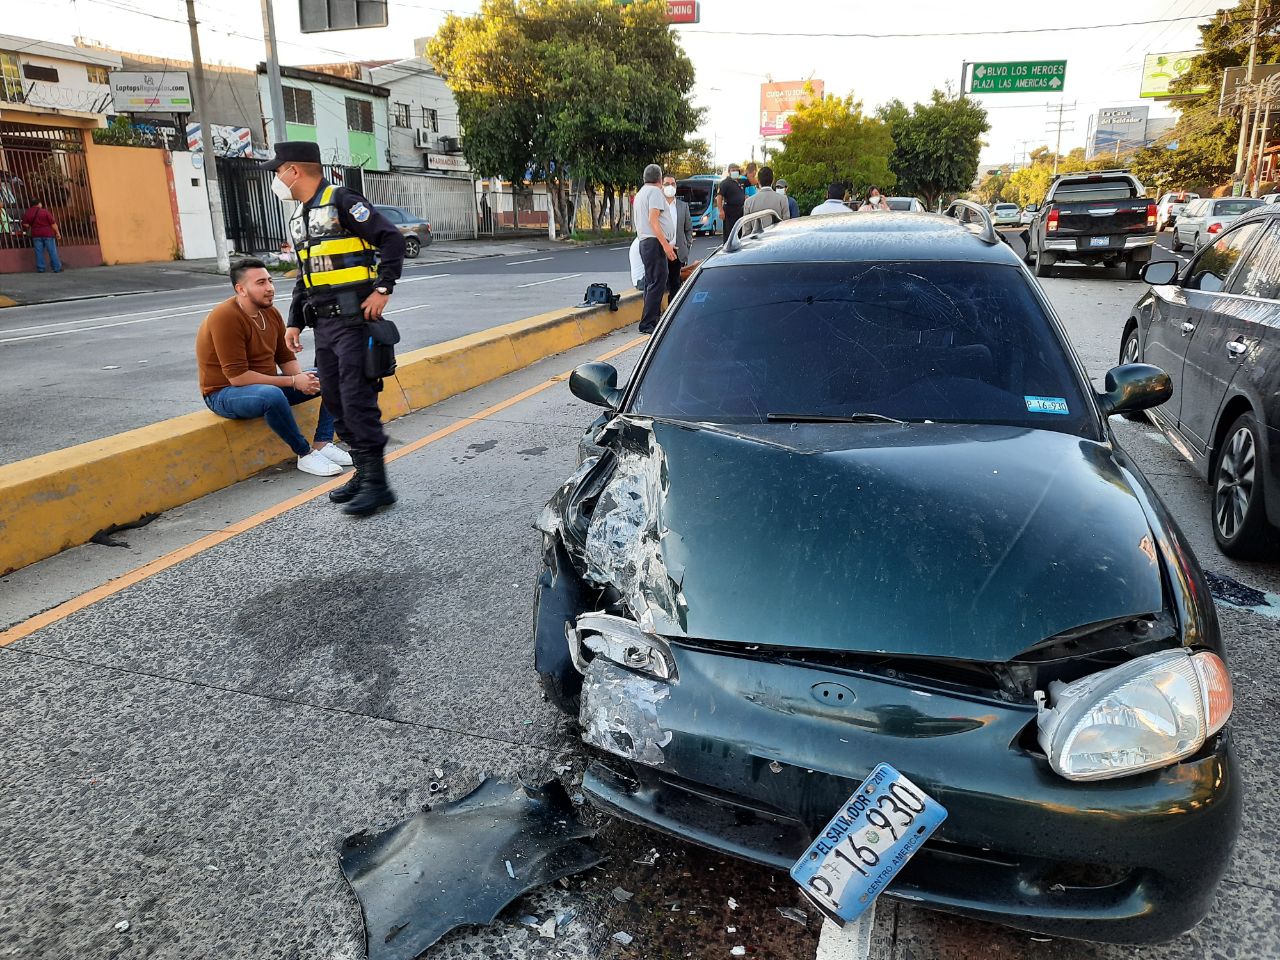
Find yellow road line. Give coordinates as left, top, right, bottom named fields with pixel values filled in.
left=0, top=335, right=645, bottom=648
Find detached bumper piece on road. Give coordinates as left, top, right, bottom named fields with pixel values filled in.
left=338, top=778, right=602, bottom=960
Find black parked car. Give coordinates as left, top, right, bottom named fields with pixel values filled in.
left=1123, top=207, right=1280, bottom=558
left=535, top=207, right=1239, bottom=945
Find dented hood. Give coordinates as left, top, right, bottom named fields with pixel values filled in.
left=624, top=419, right=1164, bottom=662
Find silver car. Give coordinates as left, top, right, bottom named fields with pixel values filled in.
left=1172, top=197, right=1262, bottom=252
left=991, top=202, right=1020, bottom=226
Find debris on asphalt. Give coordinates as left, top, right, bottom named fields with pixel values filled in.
left=728, top=897, right=739, bottom=910
left=612, top=886, right=634, bottom=902
left=337, top=778, right=602, bottom=960
left=537, top=916, right=557, bottom=939
left=612, top=931, right=634, bottom=946
left=518, top=915, right=540, bottom=928
left=727, top=926, right=737, bottom=933
left=731, top=948, right=746, bottom=956
left=633, top=848, right=660, bottom=866
left=570, top=791, right=585, bottom=805
left=777, top=906, right=808, bottom=925
left=113, top=920, right=130, bottom=933
left=556, top=910, right=577, bottom=929
left=768, top=761, right=783, bottom=774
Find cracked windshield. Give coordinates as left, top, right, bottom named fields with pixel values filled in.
left=1, top=1, right=1276, bottom=959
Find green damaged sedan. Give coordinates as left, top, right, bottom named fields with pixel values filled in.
left=534, top=208, right=1240, bottom=944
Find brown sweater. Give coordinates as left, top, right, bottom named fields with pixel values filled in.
left=196, top=297, right=294, bottom=396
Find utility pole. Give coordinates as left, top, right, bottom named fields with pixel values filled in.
left=185, top=0, right=230, bottom=273
left=1234, top=0, right=1263, bottom=182
left=260, top=0, right=287, bottom=143
left=1046, top=101, right=1076, bottom=177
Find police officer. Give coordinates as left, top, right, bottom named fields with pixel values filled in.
left=265, top=142, right=406, bottom=516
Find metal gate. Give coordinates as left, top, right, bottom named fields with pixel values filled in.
left=362, top=172, right=478, bottom=241
left=216, top=157, right=365, bottom=254
left=0, top=124, right=98, bottom=251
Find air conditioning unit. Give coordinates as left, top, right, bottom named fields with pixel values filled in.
left=439, top=135, right=461, bottom=154
left=414, top=128, right=433, bottom=148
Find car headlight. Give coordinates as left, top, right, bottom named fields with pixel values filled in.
left=571, top=612, right=677, bottom=680
left=1035, top=649, right=1231, bottom=782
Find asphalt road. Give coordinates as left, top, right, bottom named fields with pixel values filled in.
left=0, top=237, right=719, bottom=465
left=2, top=239, right=1278, bottom=960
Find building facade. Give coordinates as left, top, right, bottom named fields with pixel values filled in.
left=258, top=64, right=388, bottom=170
left=367, top=57, right=467, bottom=177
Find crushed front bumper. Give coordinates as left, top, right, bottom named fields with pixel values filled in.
left=578, top=645, right=1241, bottom=944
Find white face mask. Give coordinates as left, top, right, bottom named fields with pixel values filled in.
left=663, top=185, right=677, bottom=198
left=270, top=173, right=293, bottom=202
left=777, top=188, right=786, bottom=195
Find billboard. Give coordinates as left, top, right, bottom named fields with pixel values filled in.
left=1140, top=51, right=1210, bottom=99
left=1087, top=106, right=1149, bottom=160
left=760, top=80, right=824, bottom=137
left=666, top=0, right=699, bottom=22
left=109, top=71, right=192, bottom=113
left=186, top=122, right=255, bottom=158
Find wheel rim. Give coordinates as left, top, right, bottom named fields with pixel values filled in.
left=1123, top=334, right=1139, bottom=364
left=406, top=238, right=419, bottom=256
left=1215, top=426, right=1257, bottom=540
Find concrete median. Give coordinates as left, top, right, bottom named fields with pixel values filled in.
left=0, top=291, right=641, bottom=575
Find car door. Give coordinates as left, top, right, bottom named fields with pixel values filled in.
left=1175, top=219, right=1266, bottom=452
left=1177, top=199, right=1205, bottom=246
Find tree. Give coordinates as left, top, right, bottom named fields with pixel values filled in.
left=974, top=167, right=1009, bottom=204
left=771, top=90, right=895, bottom=215
left=429, top=0, right=699, bottom=236
left=887, top=91, right=989, bottom=211
left=657, top=137, right=715, bottom=179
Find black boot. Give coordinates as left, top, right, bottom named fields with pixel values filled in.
left=342, top=449, right=396, bottom=516
left=328, top=451, right=365, bottom=504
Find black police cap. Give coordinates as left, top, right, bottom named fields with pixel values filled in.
left=263, top=140, right=322, bottom=171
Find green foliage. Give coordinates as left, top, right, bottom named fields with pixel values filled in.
left=657, top=137, right=715, bottom=179
left=1001, top=147, right=1136, bottom=207
left=1130, top=114, right=1239, bottom=195
left=428, top=0, right=700, bottom=235
left=886, top=91, right=990, bottom=210
left=771, top=90, right=895, bottom=215
left=974, top=167, right=1009, bottom=204
left=91, top=116, right=147, bottom=147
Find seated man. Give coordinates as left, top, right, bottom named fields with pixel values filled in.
left=197, top=258, right=351, bottom=477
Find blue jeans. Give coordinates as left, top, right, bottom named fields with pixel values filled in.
left=33, top=237, right=62, bottom=273
left=204, top=383, right=334, bottom=457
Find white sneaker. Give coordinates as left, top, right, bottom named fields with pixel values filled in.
left=298, top=450, right=342, bottom=476
left=316, top=444, right=353, bottom=466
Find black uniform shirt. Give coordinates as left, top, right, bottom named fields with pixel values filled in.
left=288, top=180, right=406, bottom=329
left=718, top=176, right=746, bottom=213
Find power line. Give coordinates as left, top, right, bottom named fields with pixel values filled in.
left=659, top=14, right=1218, bottom=39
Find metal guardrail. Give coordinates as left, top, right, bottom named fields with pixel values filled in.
left=724, top=209, right=781, bottom=252
left=945, top=199, right=999, bottom=245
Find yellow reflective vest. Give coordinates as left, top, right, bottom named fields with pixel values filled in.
left=290, top=185, right=378, bottom=292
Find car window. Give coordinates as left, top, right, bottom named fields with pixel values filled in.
left=631, top=261, right=1097, bottom=438
left=1228, top=221, right=1280, bottom=300
left=1186, top=221, right=1262, bottom=292
left=1213, top=199, right=1262, bottom=217
left=886, top=199, right=912, bottom=211
left=1051, top=178, right=1138, bottom=202
left=377, top=206, right=403, bottom=223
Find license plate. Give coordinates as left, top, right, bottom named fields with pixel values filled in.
left=790, top=764, right=947, bottom=926
left=1089, top=236, right=1111, bottom=247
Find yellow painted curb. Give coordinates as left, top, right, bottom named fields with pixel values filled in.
left=0, top=295, right=17, bottom=308
left=0, top=290, right=642, bottom=575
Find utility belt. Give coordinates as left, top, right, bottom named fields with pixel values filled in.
left=300, top=285, right=373, bottom=324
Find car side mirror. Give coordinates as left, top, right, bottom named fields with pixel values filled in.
left=1097, top=363, right=1172, bottom=418
left=569, top=361, right=624, bottom=409
left=1139, top=260, right=1179, bottom=285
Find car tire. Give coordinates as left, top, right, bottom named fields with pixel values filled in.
left=1193, top=233, right=1201, bottom=250
left=1171, top=233, right=1183, bottom=252
left=404, top=236, right=420, bottom=258
left=1117, top=328, right=1148, bottom=422
left=1123, top=258, right=1143, bottom=281
left=1034, top=253, right=1055, bottom=278
left=1212, top=411, right=1279, bottom=559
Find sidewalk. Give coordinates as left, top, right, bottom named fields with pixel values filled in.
left=0, top=237, right=560, bottom=307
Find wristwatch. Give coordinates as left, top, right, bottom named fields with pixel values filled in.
left=375, top=285, right=391, bottom=296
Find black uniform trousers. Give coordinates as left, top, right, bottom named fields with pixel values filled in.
left=314, top=313, right=387, bottom=454
left=722, top=206, right=743, bottom=241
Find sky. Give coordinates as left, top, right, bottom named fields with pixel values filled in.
left=6, top=0, right=1226, bottom=168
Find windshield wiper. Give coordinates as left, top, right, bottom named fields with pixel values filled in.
left=765, top=412, right=909, bottom=424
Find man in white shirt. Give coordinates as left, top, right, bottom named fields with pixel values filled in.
left=811, top=183, right=852, bottom=216
left=633, top=163, right=677, bottom=334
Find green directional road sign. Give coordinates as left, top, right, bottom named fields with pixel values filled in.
left=969, top=60, right=1067, bottom=94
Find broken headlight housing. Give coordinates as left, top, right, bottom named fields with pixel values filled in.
left=571, top=613, right=678, bottom=681
left=1035, top=649, right=1232, bottom=782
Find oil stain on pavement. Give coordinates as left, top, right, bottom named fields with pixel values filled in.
left=1206, top=571, right=1280, bottom=621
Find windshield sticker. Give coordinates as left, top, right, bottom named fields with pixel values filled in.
left=692, top=292, right=709, bottom=304
left=1025, top=396, right=1070, bottom=415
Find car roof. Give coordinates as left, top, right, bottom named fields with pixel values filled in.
left=1216, top=201, right=1280, bottom=228
left=703, top=211, right=1025, bottom=267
